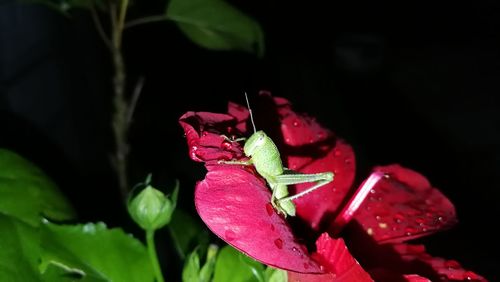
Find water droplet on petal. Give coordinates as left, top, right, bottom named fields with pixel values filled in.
left=303, top=263, right=309, bottom=269
left=201, top=131, right=208, bottom=137
left=225, top=230, right=236, bottom=241
left=266, top=204, right=274, bottom=216
left=292, top=247, right=299, bottom=252
left=221, top=141, right=232, bottom=150
left=378, top=222, right=388, bottom=229
left=463, top=271, right=480, bottom=280
left=274, top=238, right=283, bottom=249
left=344, top=158, right=352, bottom=164
left=393, top=213, right=405, bottom=223
left=334, top=149, right=342, bottom=157
left=293, top=120, right=300, bottom=127
left=405, top=226, right=418, bottom=236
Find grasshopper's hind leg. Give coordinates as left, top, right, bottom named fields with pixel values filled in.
left=274, top=172, right=334, bottom=204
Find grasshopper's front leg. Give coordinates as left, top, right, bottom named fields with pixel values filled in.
left=217, top=158, right=253, bottom=166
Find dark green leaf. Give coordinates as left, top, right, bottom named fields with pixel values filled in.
left=0, top=149, right=75, bottom=226
left=166, top=0, right=265, bottom=57
left=0, top=214, right=41, bottom=282
left=39, top=221, right=154, bottom=282
left=169, top=209, right=209, bottom=259
left=212, top=245, right=265, bottom=282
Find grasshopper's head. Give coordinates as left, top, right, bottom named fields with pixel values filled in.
left=244, top=130, right=267, bottom=157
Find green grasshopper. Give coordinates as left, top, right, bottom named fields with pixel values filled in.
left=219, top=94, right=334, bottom=217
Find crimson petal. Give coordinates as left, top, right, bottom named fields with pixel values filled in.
left=273, top=98, right=356, bottom=230
left=288, top=233, right=373, bottom=281
left=195, top=164, right=322, bottom=273
left=353, top=164, right=457, bottom=243
left=390, top=243, right=488, bottom=281
left=179, top=111, right=245, bottom=163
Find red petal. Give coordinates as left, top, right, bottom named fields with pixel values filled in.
left=179, top=111, right=245, bottom=163
left=274, top=98, right=356, bottom=230
left=353, top=164, right=457, bottom=243
left=195, top=164, right=322, bottom=273
left=390, top=243, right=488, bottom=281
left=288, top=233, right=373, bottom=281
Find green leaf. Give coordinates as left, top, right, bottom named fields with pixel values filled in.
left=199, top=244, right=218, bottom=282
left=0, top=149, right=75, bottom=226
left=168, top=209, right=210, bottom=259
left=0, top=214, right=41, bottom=282
left=39, top=221, right=154, bottom=282
left=265, top=267, right=287, bottom=282
left=166, top=0, right=265, bottom=57
left=212, top=245, right=265, bottom=282
left=182, top=249, right=201, bottom=282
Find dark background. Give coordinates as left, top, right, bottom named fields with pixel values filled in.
left=1, top=0, right=498, bottom=280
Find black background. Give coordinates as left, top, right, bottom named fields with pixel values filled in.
left=1, top=1, right=498, bottom=280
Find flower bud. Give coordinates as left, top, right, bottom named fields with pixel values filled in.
left=128, top=179, right=179, bottom=231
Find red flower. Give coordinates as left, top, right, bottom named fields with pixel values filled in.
left=179, top=91, right=487, bottom=281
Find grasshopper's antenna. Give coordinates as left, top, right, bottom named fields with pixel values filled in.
left=245, top=92, right=257, bottom=133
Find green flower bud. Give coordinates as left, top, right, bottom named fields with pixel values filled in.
left=128, top=179, right=179, bottom=231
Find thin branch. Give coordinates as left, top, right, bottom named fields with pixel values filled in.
left=89, top=4, right=113, bottom=50
left=115, top=0, right=129, bottom=47
left=124, top=15, right=169, bottom=29
left=127, top=76, right=145, bottom=125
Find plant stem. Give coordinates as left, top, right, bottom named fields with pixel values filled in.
left=108, top=0, right=130, bottom=200
left=111, top=44, right=129, bottom=200
left=146, top=230, right=165, bottom=282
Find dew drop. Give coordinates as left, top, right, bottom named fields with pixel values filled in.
left=393, top=213, right=405, bottom=223
left=378, top=222, right=388, bottom=229
left=221, top=141, right=232, bottom=150
left=404, top=226, right=418, bottom=235
left=274, top=238, right=283, bottom=249
left=292, top=247, right=299, bottom=253
left=303, top=263, right=309, bottom=270
left=334, top=149, right=342, bottom=157
left=463, top=271, right=480, bottom=280
left=201, top=131, right=208, bottom=137
left=293, top=120, right=300, bottom=127
left=344, top=158, right=352, bottom=164
left=285, top=138, right=291, bottom=143
left=317, top=132, right=325, bottom=139
left=266, top=204, right=274, bottom=216
left=225, top=230, right=236, bottom=241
